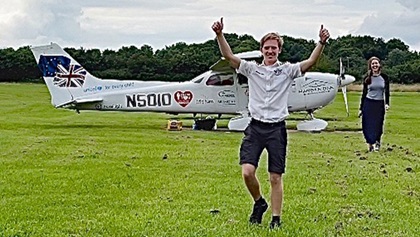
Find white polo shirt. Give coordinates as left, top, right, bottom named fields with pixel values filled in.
left=238, top=60, right=302, bottom=123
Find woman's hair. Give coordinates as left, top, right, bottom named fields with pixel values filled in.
left=364, top=56, right=382, bottom=84
left=260, top=32, right=284, bottom=50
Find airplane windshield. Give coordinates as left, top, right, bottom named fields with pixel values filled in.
left=191, top=72, right=210, bottom=83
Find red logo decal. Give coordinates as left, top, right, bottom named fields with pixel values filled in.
left=174, top=91, right=193, bottom=107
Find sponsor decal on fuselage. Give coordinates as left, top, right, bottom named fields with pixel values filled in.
left=217, top=99, right=236, bottom=106
left=218, top=89, right=236, bottom=98
left=84, top=82, right=135, bottom=93
left=174, top=90, right=193, bottom=107
left=217, top=89, right=237, bottom=105
left=84, top=85, right=103, bottom=93
left=299, top=79, right=334, bottom=96
left=195, top=99, right=215, bottom=105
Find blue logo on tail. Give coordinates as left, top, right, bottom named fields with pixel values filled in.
left=38, top=55, right=87, bottom=87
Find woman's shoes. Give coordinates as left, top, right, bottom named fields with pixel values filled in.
left=374, top=142, right=380, bottom=151
left=368, top=144, right=374, bottom=152
left=368, top=142, right=380, bottom=152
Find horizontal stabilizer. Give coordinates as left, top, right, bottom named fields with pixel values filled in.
left=56, top=98, right=103, bottom=108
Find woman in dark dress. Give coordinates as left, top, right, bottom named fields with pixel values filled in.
left=359, top=56, right=390, bottom=152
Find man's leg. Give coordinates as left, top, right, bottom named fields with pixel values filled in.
left=239, top=123, right=267, bottom=224
left=269, top=172, right=283, bottom=216
left=242, top=163, right=262, bottom=200
left=242, top=163, right=268, bottom=224
left=266, top=123, right=287, bottom=229
left=269, top=172, right=283, bottom=229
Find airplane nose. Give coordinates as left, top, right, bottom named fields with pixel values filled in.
left=341, top=74, right=356, bottom=87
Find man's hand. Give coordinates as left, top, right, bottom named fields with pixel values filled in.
left=385, top=104, right=390, bottom=111
left=319, top=25, right=330, bottom=44
left=358, top=110, right=363, bottom=118
left=212, top=17, right=224, bottom=35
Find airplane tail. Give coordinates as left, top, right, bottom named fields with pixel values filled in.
left=31, top=43, right=102, bottom=108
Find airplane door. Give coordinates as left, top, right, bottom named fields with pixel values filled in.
left=287, top=77, right=306, bottom=112
left=203, top=72, right=238, bottom=114
left=236, top=73, right=249, bottom=111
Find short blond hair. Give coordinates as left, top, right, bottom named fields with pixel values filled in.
left=260, top=32, right=284, bottom=50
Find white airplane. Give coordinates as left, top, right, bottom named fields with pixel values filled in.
left=30, top=43, right=355, bottom=131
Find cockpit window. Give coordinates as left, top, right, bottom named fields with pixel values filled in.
left=206, top=74, right=221, bottom=85
left=191, top=71, right=210, bottom=83
left=192, top=77, right=204, bottom=83
left=206, top=73, right=234, bottom=86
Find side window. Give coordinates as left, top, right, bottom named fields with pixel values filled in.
left=220, top=74, right=234, bottom=86
left=206, top=75, right=221, bottom=86
left=206, top=73, right=234, bottom=86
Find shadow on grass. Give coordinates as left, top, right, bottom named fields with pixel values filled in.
left=34, top=119, right=362, bottom=133
left=286, top=116, right=344, bottom=122
left=36, top=123, right=165, bottom=130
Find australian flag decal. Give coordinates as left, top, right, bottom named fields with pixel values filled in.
left=38, top=56, right=87, bottom=87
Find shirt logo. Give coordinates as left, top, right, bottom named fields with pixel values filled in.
left=274, top=68, right=282, bottom=76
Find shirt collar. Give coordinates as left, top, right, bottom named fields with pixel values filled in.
left=261, top=60, right=282, bottom=67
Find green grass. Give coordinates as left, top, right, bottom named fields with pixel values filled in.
left=0, top=83, right=419, bottom=236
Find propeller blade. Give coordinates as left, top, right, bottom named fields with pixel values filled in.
left=339, top=58, right=345, bottom=79
left=342, top=86, right=349, bottom=117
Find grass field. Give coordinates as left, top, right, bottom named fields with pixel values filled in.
left=0, top=83, right=419, bottom=237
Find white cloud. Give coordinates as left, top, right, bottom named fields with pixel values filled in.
left=355, top=0, right=420, bottom=51
left=396, top=0, right=420, bottom=10
left=0, top=0, right=419, bottom=52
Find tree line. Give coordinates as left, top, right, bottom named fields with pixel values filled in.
left=1, top=34, right=419, bottom=84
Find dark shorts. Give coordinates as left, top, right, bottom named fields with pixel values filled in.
left=239, top=119, right=287, bottom=174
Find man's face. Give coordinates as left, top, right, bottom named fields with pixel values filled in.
left=261, top=39, right=281, bottom=65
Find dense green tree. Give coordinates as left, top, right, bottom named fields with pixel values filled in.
left=0, top=46, right=39, bottom=82
left=1, top=34, right=420, bottom=84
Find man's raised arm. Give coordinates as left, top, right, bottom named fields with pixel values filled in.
left=300, top=25, right=330, bottom=73
left=212, top=17, right=241, bottom=69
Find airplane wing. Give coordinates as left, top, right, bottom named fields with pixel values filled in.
left=210, top=50, right=262, bottom=71
left=234, top=50, right=262, bottom=59
left=209, top=58, right=232, bottom=72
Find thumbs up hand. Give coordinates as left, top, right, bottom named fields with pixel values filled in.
left=319, top=24, right=330, bottom=44
left=212, top=17, right=224, bottom=35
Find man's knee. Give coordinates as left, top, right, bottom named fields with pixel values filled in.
left=269, top=172, right=282, bottom=185
left=242, top=163, right=256, bottom=180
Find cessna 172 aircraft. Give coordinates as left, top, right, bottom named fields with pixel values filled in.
left=30, top=43, right=355, bottom=131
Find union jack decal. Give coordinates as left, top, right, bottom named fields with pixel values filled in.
left=54, top=64, right=86, bottom=87
left=38, top=55, right=87, bottom=88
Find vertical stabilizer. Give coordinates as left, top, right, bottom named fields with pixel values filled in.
left=30, top=43, right=100, bottom=107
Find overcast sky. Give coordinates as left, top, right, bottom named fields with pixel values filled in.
left=1, top=0, right=419, bottom=52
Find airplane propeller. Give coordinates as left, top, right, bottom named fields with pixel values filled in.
left=339, top=58, right=350, bottom=117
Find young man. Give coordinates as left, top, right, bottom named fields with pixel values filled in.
left=211, top=17, right=330, bottom=229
